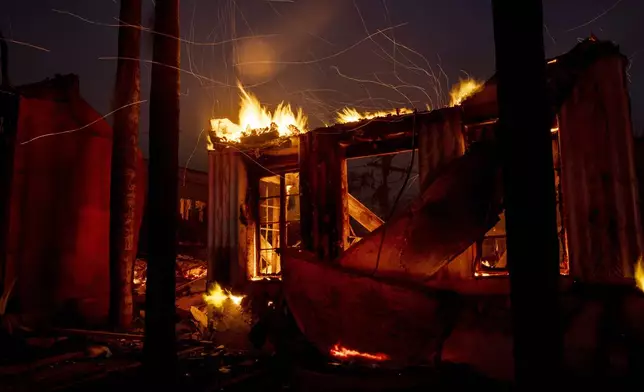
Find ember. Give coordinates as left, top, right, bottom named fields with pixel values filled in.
left=184, top=265, right=207, bottom=280
left=208, top=81, right=308, bottom=145
left=330, top=343, right=389, bottom=362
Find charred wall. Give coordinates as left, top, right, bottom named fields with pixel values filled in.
left=559, top=54, right=644, bottom=284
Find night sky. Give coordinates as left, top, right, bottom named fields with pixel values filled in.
left=3, top=0, right=643, bottom=171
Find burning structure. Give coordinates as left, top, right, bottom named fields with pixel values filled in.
left=207, top=38, right=640, bottom=287
left=206, top=38, right=644, bottom=379
left=0, top=35, right=641, bottom=387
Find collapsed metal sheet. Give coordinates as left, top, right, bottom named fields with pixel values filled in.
left=339, top=142, right=503, bottom=282
left=281, top=249, right=459, bottom=366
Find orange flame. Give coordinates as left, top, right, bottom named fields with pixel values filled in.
left=635, top=256, right=644, bottom=292
left=335, top=108, right=414, bottom=124
left=330, top=343, right=389, bottom=361
left=336, top=78, right=484, bottom=124
left=203, top=282, right=245, bottom=308
left=209, top=81, right=308, bottom=145
left=449, top=78, right=484, bottom=107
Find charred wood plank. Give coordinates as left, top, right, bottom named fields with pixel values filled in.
left=347, top=194, right=383, bottom=232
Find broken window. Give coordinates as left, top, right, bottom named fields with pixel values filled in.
left=257, top=173, right=301, bottom=277
left=195, top=200, right=206, bottom=223
left=346, top=151, right=419, bottom=247
left=473, top=123, right=570, bottom=276
left=180, top=198, right=192, bottom=220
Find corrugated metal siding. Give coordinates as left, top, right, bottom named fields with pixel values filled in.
left=207, top=149, right=248, bottom=287
left=559, top=55, right=644, bottom=283
left=6, top=94, right=112, bottom=325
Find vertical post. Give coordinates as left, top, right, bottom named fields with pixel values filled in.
left=0, top=30, right=14, bottom=288
left=492, top=0, right=561, bottom=388
left=0, top=94, right=17, bottom=290
left=0, top=30, right=9, bottom=87
left=144, top=0, right=180, bottom=383
left=207, top=149, right=248, bottom=286
left=303, top=133, right=347, bottom=260
left=558, top=54, right=644, bottom=283
left=417, top=108, right=465, bottom=191
left=298, top=133, right=314, bottom=252
left=109, top=0, right=142, bottom=331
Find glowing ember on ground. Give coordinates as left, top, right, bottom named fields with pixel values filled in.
left=209, top=81, right=308, bottom=145
left=335, top=107, right=414, bottom=124
left=330, top=343, right=389, bottom=361
left=449, top=78, right=484, bottom=107
left=203, top=282, right=245, bottom=308
left=184, top=266, right=207, bottom=280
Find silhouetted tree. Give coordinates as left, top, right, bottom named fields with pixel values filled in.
left=109, top=0, right=142, bottom=331
left=492, top=0, right=561, bottom=388
left=144, top=0, right=180, bottom=384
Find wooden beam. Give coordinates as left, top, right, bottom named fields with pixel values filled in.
left=347, top=194, right=383, bottom=232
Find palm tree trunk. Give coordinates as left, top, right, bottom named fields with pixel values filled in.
left=492, top=0, right=561, bottom=388
left=109, top=0, right=142, bottom=331
left=144, top=0, right=180, bottom=383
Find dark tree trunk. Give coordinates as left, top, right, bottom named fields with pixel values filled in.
left=492, top=0, right=561, bottom=389
left=0, top=33, right=17, bottom=290
left=0, top=30, right=9, bottom=87
left=109, top=0, right=142, bottom=331
left=144, top=0, right=180, bottom=384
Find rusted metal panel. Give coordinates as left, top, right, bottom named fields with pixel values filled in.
left=559, top=55, right=644, bottom=283
left=207, top=149, right=249, bottom=287
left=282, top=249, right=456, bottom=366
left=6, top=94, right=112, bottom=325
left=298, top=133, right=348, bottom=260
left=417, top=108, right=477, bottom=281
left=418, top=107, right=466, bottom=189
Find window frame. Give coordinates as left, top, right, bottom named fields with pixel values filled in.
left=255, top=171, right=301, bottom=278
left=470, top=121, right=570, bottom=277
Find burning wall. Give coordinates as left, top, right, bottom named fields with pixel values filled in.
left=207, top=78, right=484, bottom=147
